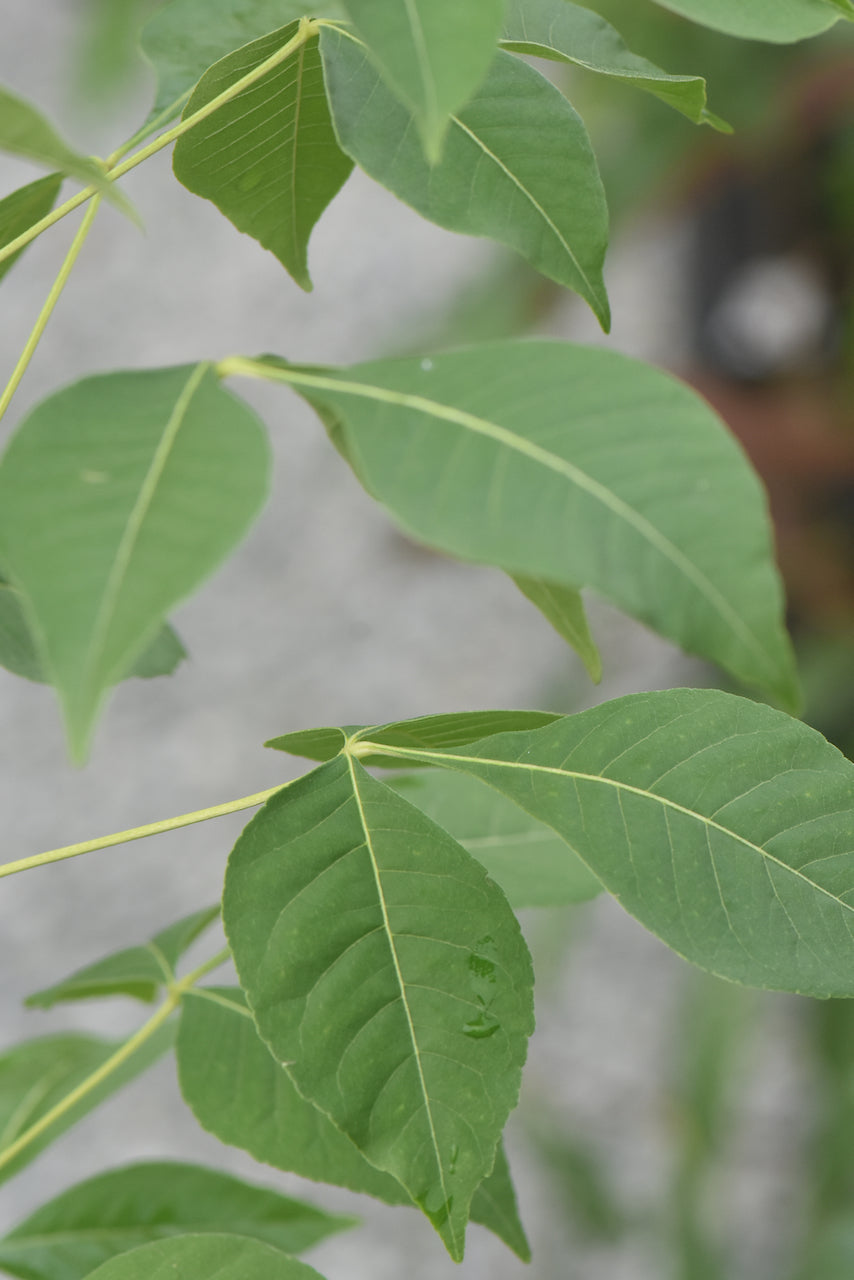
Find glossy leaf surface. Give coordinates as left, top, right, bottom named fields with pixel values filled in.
left=354, top=690, right=854, bottom=997
left=393, top=770, right=602, bottom=908
left=253, top=343, right=797, bottom=708
left=650, top=0, right=852, bottom=40
left=0, top=174, right=62, bottom=282
left=80, top=1235, right=324, bottom=1280
left=338, top=0, right=505, bottom=160
left=511, top=576, right=602, bottom=682
left=223, top=758, right=534, bottom=1258
left=501, top=0, right=727, bottom=129
left=26, top=906, right=220, bottom=1008
left=0, top=365, right=270, bottom=759
left=172, top=25, right=353, bottom=289
left=0, top=1025, right=174, bottom=1184
left=320, top=30, right=610, bottom=327
left=0, top=1161, right=351, bottom=1280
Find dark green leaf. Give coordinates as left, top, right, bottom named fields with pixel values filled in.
left=0, top=174, right=62, bottom=283
left=172, top=25, right=353, bottom=290
left=0, top=365, right=271, bottom=760
left=353, top=690, right=854, bottom=998
left=223, top=759, right=534, bottom=1259
left=248, top=343, right=798, bottom=709
left=501, top=0, right=728, bottom=130
left=320, top=30, right=610, bottom=327
left=393, top=770, right=602, bottom=908
left=78, top=1235, right=325, bottom=1280
left=0, top=578, right=185, bottom=686
left=0, top=1161, right=351, bottom=1280
left=25, top=906, right=220, bottom=1009
left=650, top=0, right=853, bottom=40
left=511, top=576, right=602, bottom=682
left=0, top=1025, right=174, bottom=1184
left=338, top=0, right=505, bottom=161
left=467, top=1141, right=530, bottom=1262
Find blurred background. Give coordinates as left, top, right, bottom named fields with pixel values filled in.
left=0, top=3, right=853, bottom=1278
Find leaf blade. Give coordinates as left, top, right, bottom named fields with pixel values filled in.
left=0, top=174, right=62, bottom=283
left=511, top=576, right=602, bottom=683
left=73, top=1235, right=326, bottom=1280
left=649, top=0, right=852, bottom=41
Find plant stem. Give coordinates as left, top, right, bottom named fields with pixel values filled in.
left=0, top=784, right=287, bottom=881
left=0, top=947, right=231, bottom=1175
left=0, top=197, right=101, bottom=426
left=0, top=18, right=319, bottom=271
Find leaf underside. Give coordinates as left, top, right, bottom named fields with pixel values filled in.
left=650, top=0, right=852, bottom=40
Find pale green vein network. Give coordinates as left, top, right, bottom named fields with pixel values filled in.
left=345, top=754, right=455, bottom=1250
left=348, top=741, right=854, bottom=919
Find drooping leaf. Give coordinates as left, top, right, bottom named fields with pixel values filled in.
left=511, top=576, right=602, bottom=682
left=245, top=343, right=798, bottom=709
left=177, top=986, right=529, bottom=1256
left=0, top=577, right=185, bottom=686
left=0, top=1025, right=175, bottom=1184
left=337, top=0, right=505, bottom=161
left=649, top=0, right=853, bottom=41
left=223, top=759, right=535, bottom=1259
left=501, top=0, right=729, bottom=130
left=0, top=364, right=271, bottom=760
left=320, top=30, right=610, bottom=328
left=0, top=1161, right=351, bottom=1280
left=140, top=0, right=344, bottom=122
left=352, top=690, right=854, bottom=998
left=78, top=1235, right=325, bottom=1280
left=393, top=770, right=602, bottom=908
left=0, top=89, right=135, bottom=220
left=172, top=24, right=353, bottom=290
left=25, top=906, right=220, bottom=1009
left=0, top=174, right=62, bottom=283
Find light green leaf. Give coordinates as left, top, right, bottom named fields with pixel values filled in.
left=177, top=986, right=529, bottom=1256
left=511, top=576, right=602, bottom=682
left=337, top=0, right=505, bottom=161
left=0, top=1161, right=351, bottom=1280
left=649, top=0, right=853, bottom=41
left=79, top=1235, right=325, bottom=1280
left=0, top=174, right=62, bottom=283
left=0, top=1025, right=174, bottom=1184
left=223, top=759, right=535, bottom=1259
left=0, top=364, right=271, bottom=760
left=25, top=906, right=220, bottom=1009
left=247, top=342, right=798, bottom=709
left=352, top=690, right=854, bottom=998
left=172, top=24, right=353, bottom=290
left=320, top=30, right=610, bottom=327
left=393, top=770, right=602, bottom=908
left=0, top=578, right=185, bottom=686
left=140, top=0, right=345, bottom=123
left=501, top=0, right=729, bottom=130
left=0, top=89, right=135, bottom=221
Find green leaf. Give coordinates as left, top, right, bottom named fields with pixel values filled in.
left=320, top=30, right=610, bottom=327
left=172, top=24, right=353, bottom=290
left=0, top=364, right=271, bottom=760
left=223, top=759, right=535, bottom=1259
left=393, top=770, right=602, bottom=908
left=0, top=1025, right=174, bottom=1184
left=265, top=710, right=560, bottom=764
left=511, top=576, right=602, bottom=682
left=337, top=0, right=505, bottom=161
left=353, top=690, right=854, bottom=998
left=0, top=578, right=185, bottom=686
left=0, top=174, right=62, bottom=283
left=0, top=89, right=136, bottom=221
left=501, top=0, right=729, bottom=131
left=77, top=1235, right=325, bottom=1280
left=140, top=0, right=344, bottom=123
left=649, top=0, right=853, bottom=41
left=0, top=1161, right=351, bottom=1280
left=25, top=906, right=220, bottom=1009
left=249, top=342, right=798, bottom=710
left=178, top=987, right=530, bottom=1254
